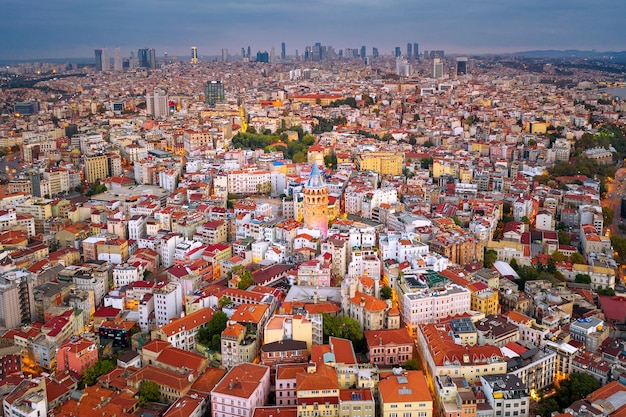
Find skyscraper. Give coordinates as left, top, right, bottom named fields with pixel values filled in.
left=360, top=45, right=366, bottom=60
left=222, top=49, right=228, bottom=62
left=456, top=57, right=468, bottom=76
left=413, top=43, right=419, bottom=60
left=101, top=48, right=110, bottom=71
left=138, top=48, right=157, bottom=68
left=94, top=49, right=103, bottom=71
left=138, top=48, right=149, bottom=68
left=407, top=43, right=412, bottom=59
left=372, top=48, right=379, bottom=58
left=433, top=58, right=444, bottom=78
left=256, top=51, right=269, bottom=63
left=303, top=163, right=328, bottom=239
left=395, top=47, right=401, bottom=58
left=146, top=88, right=169, bottom=119
left=114, top=47, right=122, bottom=71
left=205, top=81, right=225, bottom=106
left=191, top=46, right=198, bottom=64
left=270, top=47, right=275, bottom=63
left=148, top=48, right=156, bottom=69
left=281, top=42, right=286, bottom=60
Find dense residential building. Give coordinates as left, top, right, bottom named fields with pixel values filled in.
left=378, top=370, right=433, bottom=417
left=480, top=374, right=530, bottom=417
left=211, top=363, right=271, bottom=417
left=2, top=49, right=626, bottom=417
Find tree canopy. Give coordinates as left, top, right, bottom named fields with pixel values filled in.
left=484, top=250, right=498, bottom=268
left=380, top=286, right=392, bottom=300
left=537, top=372, right=601, bottom=417
left=237, top=269, right=254, bottom=290
left=81, top=359, right=116, bottom=386
left=198, top=311, right=228, bottom=351
left=322, top=314, right=363, bottom=345
left=138, top=381, right=160, bottom=405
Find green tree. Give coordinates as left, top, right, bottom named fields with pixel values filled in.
left=292, top=152, right=307, bottom=163
left=138, top=381, right=161, bottom=404
left=404, top=359, right=420, bottom=370
left=611, top=235, right=626, bottom=263
left=603, top=206, right=614, bottom=225
left=380, top=286, right=392, bottom=300
left=521, top=216, right=530, bottom=225
left=81, top=359, right=115, bottom=386
left=575, top=274, right=591, bottom=284
left=211, top=334, right=222, bottom=351
left=423, top=140, right=434, bottom=148
left=420, top=157, right=433, bottom=169
left=322, top=314, right=363, bottom=344
left=551, top=251, right=566, bottom=263
left=451, top=216, right=462, bottom=227
left=324, top=152, right=338, bottom=170
left=198, top=326, right=210, bottom=345
left=597, top=287, right=616, bottom=296
left=537, top=398, right=559, bottom=417
left=484, top=250, right=498, bottom=268
left=237, top=269, right=254, bottom=290
left=207, top=311, right=228, bottom=338
left=570, top=252, right=585, bottom=264
left=218, top=296, right=233, bottom=309
left=557, top=230, right=571, bottom=246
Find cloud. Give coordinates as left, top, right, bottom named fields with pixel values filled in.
left=1, top=0, right=625, bottom=59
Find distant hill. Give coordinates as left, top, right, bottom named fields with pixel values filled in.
left=510, top=49, right=626, bottom=60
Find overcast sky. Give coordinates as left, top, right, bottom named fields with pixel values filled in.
left=2, top=0, right=625, bottom=60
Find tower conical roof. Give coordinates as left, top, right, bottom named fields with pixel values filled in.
left=306, top=163, right=325, bottom=189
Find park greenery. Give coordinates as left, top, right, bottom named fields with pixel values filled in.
left=231, top=130, right=316, bottom=163
left=536, top=372, right=601, bottom=417
left=535, top=124, right=626, bottom=199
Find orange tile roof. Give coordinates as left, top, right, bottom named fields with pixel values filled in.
left=276, top=363, right=309, bottom=380
left=230, top=304, right=268, bottom=324
left=158, top=307, right=215, bottom=336
left=127, top=365, right=195, bottom=392
left=191, top=368, right=227, bottom=394
left=378, top=370, right=432, bottom=403
left=222, top=323, right=246, bottom=338
left=364, top=328, right=413, bottom=347
left=349, top=292, right=388, bottom=312
left=329, top=337, right=357, bottom=364
left=586, top=381, right=626, bottom=403
left=420, top=323, right=503, bottom=366
left=212, top=363, right=269, bottom=399
left=504, top=310, right=531, bottom=325
left=157, top=347, right=207, bottom=373
left=295, top=365, right=339, bottom=391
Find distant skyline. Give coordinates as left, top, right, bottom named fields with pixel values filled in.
left=2, top=0, right=626, bottom=60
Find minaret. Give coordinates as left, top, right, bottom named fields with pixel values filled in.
left=303, top=163, right=329, bottom=238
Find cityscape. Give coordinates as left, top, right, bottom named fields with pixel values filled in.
left=0, top=31, right=626, bottom=417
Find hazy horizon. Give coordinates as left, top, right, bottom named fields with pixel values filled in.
left=2, top=0, right=626, bottom=61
